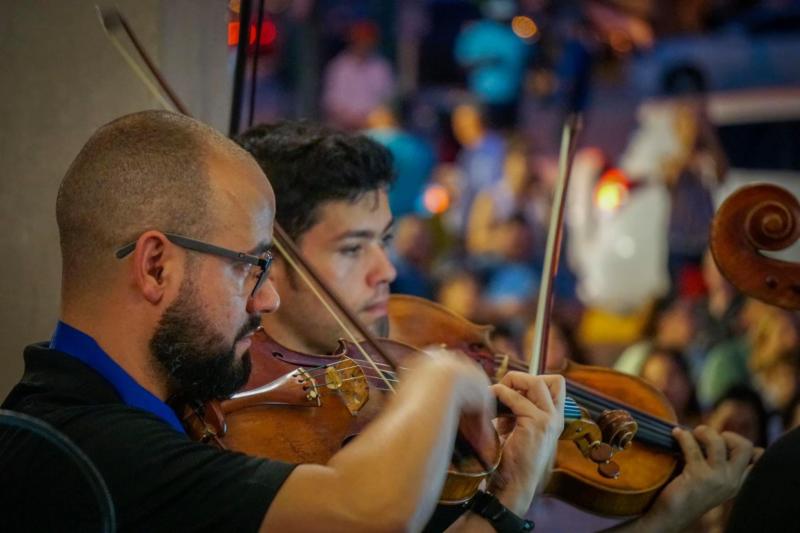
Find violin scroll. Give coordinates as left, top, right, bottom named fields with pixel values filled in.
left=711, top=183, right=800, bottom=310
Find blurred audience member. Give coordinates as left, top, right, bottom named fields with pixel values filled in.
left=451, top=102, right=506, bottom=232
left=665, top=102, right=727, bottom=282
left=749, top=307, right=800, bottom=380
left=753, top=348, right=800, bottom=416
left=707, top=385, right=768, bottom=448
left=389, top=215, right=434, bottom=299
left=697, top=337, right=750, bottom=411
left=523, top=314, right=587, bottom=373
left=322, top=21, right=395, bottom=130
left=454, top=1, right=531, bottom=129
left=640, top=346, right=701, bottom=425
left=693, top=250, right=744, bottom=355
left=435, top=268, right=482, bottom=322
left=466, top=141, right=543, bottom=257
left=615, top=296, right=696, bottom=377
left=366, top=104, right=436, bottom=217
left=481, top=215, right=540, bottom=328
left=700, top=385, right=769, bottom=532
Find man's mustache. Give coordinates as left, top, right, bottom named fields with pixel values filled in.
left=235, top=314, right=262, bottom=343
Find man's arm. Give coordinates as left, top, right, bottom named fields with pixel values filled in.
left=606, top=425, right=759, bottom=533
left=260, top=354, right=496, bottom=533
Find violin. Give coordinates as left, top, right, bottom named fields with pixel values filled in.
left=183, top=335, right=504, bottom=504
left=387, top=293, right=682, bottom=516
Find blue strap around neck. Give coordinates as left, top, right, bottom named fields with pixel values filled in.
left=50, top=321, right=185, bottom=434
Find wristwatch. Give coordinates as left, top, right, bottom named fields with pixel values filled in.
left=464, top=490, right=534, bottom=532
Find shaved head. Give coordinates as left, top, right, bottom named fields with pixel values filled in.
left=56, top=110, right=255, bottom=296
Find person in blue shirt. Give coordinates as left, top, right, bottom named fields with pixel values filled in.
left=454, top=10, right=531, bottom=129
left=365, top=104, right=436, bottom=218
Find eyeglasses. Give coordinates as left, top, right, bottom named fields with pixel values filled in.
left=115, top=233, right=273, bottom=298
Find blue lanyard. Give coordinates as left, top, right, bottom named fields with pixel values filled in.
left=50, top=321, right=185, bottom=434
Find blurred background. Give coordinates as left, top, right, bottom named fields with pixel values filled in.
left=231, top=0, right=800, bottom=452
left=2, top=1, right=800, bottom=527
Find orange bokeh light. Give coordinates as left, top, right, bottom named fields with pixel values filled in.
left=609, top=30, right=632, bottom=54
left=594, top=168, right=629, bottom=212
left=423, top=185, right=450, bottom=215
left=228, top=21, right=277, bottom=47
left=511, top=16, right=538, bottom=40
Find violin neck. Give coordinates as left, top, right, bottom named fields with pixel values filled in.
left=564, top=381, right=680, bottom=453
left=495, top=396, right=583, bottom=419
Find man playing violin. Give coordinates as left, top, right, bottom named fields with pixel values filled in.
left=237, top=120, right=758, bottom=532
left=2, top=110, right=569, bottom=532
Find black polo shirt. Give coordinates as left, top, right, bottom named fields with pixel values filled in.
left=727, top=426, right=800, bottom=532
left=2, top=343, right=297, bottom=532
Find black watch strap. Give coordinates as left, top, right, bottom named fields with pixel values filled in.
left=464, top=490, right=534, bottom=532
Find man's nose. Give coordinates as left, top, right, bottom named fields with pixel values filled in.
left=368, top=247, right=397, bottom=287
left=247, top=278, right=280, bottom=314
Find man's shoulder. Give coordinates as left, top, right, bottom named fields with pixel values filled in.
left=3, top=342, right=122, bottom=415
left=3, top=344, right=298, bottom=531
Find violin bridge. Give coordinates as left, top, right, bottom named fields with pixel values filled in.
left=325, top=358, right=370, bottom=415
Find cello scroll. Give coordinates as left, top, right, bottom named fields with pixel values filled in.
left=710, top=183, right=800, bottom=310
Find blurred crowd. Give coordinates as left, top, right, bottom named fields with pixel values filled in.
left=231, top=1, right=800, bottom=531
left=310, top=10, right=800, bottom=447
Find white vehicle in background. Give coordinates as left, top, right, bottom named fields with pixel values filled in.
left=630, top=7, right=800, bottom=97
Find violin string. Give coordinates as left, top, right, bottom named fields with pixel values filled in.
left=302, top=363, right=403, bottom=384
left=273, top=237, right=396, bottom=393
left=570, top=391, right=677, bottom=439
left=489, top=357, right=679, bottom=448
left=566, top=386, right=677, bottom=434
left=566, top=380, right=678, bottom=433
left=568, top=391, right=678, bottom=448
left=497, top=357, right=528, bottom=372
left=308, top=365, right=400, bottom=383
left=347, top=356, right=410, bottom=372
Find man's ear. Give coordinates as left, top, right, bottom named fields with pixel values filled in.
left=131, top=231, right=179, bottom=305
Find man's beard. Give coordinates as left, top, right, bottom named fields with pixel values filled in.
left=149, top=278, right=261, bottom=403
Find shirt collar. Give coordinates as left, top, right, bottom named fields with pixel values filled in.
left=50, top=321, right=185, bottom=434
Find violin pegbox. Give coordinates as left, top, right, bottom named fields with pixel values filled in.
left=560, top=401, right=639, bottom=480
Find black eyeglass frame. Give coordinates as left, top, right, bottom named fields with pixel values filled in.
left=115, top=233, right=272, bottom=297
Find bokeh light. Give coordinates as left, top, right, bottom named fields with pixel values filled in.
left=423, top=184, right=450, bottom=215
left=594, top=168, right=629, bottom=212
left=511, top=16, right=538, bottom=40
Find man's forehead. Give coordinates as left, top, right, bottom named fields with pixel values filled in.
left=305, top=190, right=392, bottom=240
left=207, top=151, right=275, bottom=238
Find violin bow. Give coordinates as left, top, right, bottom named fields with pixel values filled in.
left=95, top=6, right=401, bottom=391
left=528, top=114, right=582, bottom=375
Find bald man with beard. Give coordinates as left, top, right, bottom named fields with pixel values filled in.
left=2, top=110, right=566, bottom=532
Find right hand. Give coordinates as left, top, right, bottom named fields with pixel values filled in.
left=487, top=373, right=565, bottom=514
left=398, top=346, right=495, bottom=417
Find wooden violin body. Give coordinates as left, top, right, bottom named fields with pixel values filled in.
left=388, top=294, right=681, bottom=517
left=387, top=294, right=516, bottom=381
left=552, top=362, right=679, bottom=516
left=183, top=331, right=502, bottom=504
